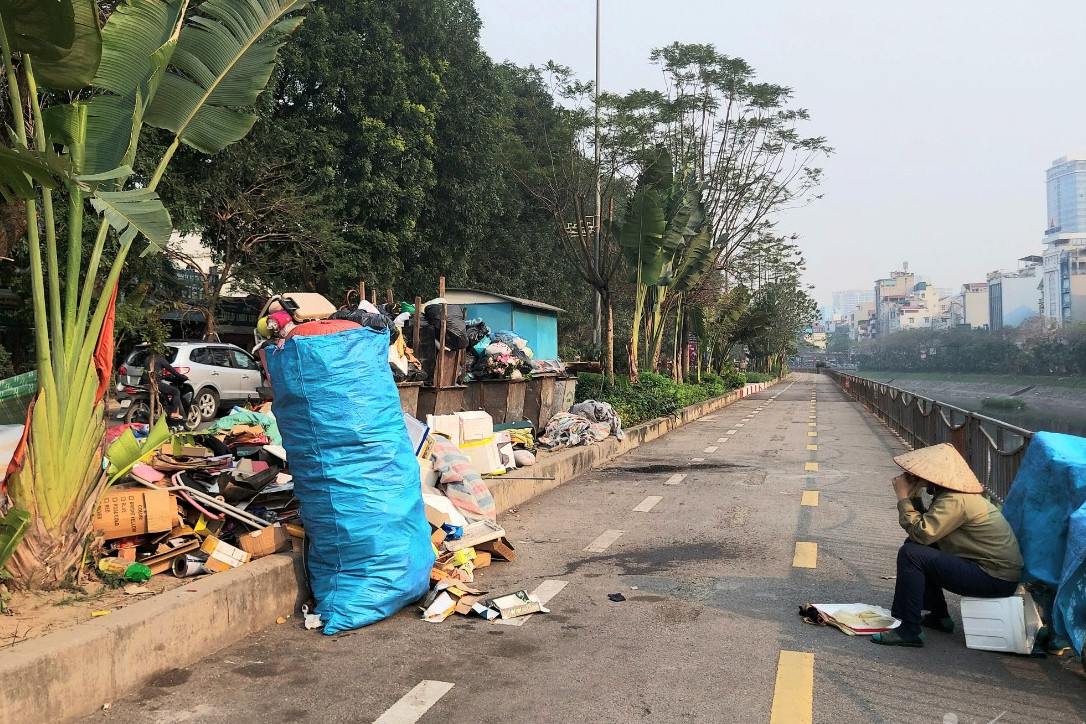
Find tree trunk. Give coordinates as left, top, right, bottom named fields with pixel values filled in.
left=603, top=290, right=615, bottom=383
left=4, top=443, right=108, bottom=590
left=629, top=285, right=648, bottom=384
left=681, top=311, right=691, bottom=382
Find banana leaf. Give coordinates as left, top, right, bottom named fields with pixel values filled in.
left=0, top=508, right=30, bottom=570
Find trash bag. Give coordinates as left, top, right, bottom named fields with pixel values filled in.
left=266, top=327, right=434, bottom=634
left=466, top=318, right=490, bottom=347
left=330, top=307, right=400, bottom=343
left=424, top=303, right=469, bottom=350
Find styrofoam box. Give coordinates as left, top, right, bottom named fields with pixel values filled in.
left=960, top=586, right=1041, bottom=654
left=456, top=411, right=494, bottom=443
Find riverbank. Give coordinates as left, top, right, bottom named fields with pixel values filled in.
left=855, top=371, right=1086, bottom=436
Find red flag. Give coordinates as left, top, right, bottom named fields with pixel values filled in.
left=94, top=284, right=119, bottom=404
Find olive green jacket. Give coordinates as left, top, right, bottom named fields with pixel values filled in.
left=897, top=491, right=1023, bottom=582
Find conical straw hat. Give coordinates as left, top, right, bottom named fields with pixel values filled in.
left=892, top=443, right=983, bottom=494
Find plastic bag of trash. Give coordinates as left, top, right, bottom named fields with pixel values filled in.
left=266, top=327, right=434, bottom=634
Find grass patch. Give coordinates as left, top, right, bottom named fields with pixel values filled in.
left=54, top=594, right=91, bottom=607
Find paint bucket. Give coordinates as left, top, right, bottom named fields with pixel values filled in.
left=172, top=555, right=207, bottom=578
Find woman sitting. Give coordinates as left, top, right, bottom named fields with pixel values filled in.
left=872, top=443, right=1023, bottom=647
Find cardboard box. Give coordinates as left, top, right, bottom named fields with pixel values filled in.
left=430, top=528, right=447, bottom=547
left=457, top=411, right=494, bottom=442
left=428, top=414, right=461, bottom=447
left=477, top=536, right=516, bottom=562
left=473, top=551, right=492, bottom=569
left=237, top=524, right=291, bottom=559
left=94, top=488, right=176, bottom=541
left=461, top=437, right=504, bottom=476
left=444, top=520, right=505, bottom=552
left=485, top=590, right=541, bottom=619
left=201, top=535, right=251, bottom=572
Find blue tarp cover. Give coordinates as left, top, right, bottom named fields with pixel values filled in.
left=1002, top=431, right=1086, bottom=653
left=267, top=327, right=435, bottom=634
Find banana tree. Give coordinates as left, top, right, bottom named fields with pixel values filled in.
left=0, top=0, right=309, bottom=588
left=644, top=174, right=714, bottom=377
left=616, top=181, right=667, bottom=383
left=664, top=226, right=715, bottom=381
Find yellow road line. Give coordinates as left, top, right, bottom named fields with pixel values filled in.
left=770, top=651, right=814, bottom=724
left=793, top=542, right=817, bottom=568
left=801, top=490, right=819, bottom=506
left=808, top=422, right=817, bottom=427
left=808, top=431, right=817, bottom=437
left=806, top=444, right=817, bottom=451
left=804, top=461, right=818, bottom=472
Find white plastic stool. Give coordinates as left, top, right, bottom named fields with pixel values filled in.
left=960, top=586, right=1041, bottom=654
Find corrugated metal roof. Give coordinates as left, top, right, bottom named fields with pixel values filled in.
left=445, top=288, right=565, bottom=313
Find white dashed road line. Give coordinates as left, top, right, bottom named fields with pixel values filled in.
left=584, top=530, right=626, bottom=553
left=633, top=495, right=663, bottom=512
left=373, top=681, right=455, bottom=724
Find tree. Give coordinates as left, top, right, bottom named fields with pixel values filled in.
left=156, top=139, right=335, bottom=338
left=500, top=63, right=629, bottom=379
left=0, top=0, right=309, bottom=588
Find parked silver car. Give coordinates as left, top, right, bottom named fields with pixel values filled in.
left=117, top=341, right=264, bottom=421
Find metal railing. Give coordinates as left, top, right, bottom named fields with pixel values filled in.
left=824, top=370, right=1033, bottom=502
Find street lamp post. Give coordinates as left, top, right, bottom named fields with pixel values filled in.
left=593, top=0, right=602, bottom=348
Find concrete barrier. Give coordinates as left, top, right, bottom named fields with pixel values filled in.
left=1, top=376, right=780, bottom=724
left=489, top=378, right=778, bottom=513
left=0, top=554, right=306, bottom=724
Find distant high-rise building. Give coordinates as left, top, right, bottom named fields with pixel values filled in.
left=988, top=257, right=1042, bottom=331
left=831, top=289, right=875, bottom=316
left=1046, top=156, right=1086, bottom=235
left=1042, top=156, right=1086, bottom=325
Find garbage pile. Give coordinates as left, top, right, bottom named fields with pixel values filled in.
left=256, top=295, right=471, bottom=388
left=415, top=409, right=551, bottom=624
left=538, top=399, right=625, bottom=450
left=96, top=405, right=298, bottom=582
left=466, top=327, right=535, bottom=381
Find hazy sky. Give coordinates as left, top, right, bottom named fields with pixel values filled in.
left=476, top=1, right=1086, bottom=307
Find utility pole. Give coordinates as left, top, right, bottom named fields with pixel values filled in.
left=593, top=0, right=602, bottom=348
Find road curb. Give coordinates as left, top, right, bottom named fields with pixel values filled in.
left=489, top=379, right=780, bottom=512
left=1, top=553, right=306, bottom=724
left=1, top=377, right=781, bottom=724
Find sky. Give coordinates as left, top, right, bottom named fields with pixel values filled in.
left=475, top=0, right=1086, bottom=308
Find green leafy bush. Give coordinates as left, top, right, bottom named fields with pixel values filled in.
left=574, top=371, right=748, bottom=427
left=744, top=372, right=774, bottom=383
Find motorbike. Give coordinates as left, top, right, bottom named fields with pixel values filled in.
left=117, top=374, right=202, bottom=431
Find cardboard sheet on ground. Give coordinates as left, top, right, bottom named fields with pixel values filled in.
left=801, top=603, right=899, bottom=635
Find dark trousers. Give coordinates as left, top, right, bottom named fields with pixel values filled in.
left=892, top=539, right=1017, bottom=637
left=158, top=381, right=182, bottom=416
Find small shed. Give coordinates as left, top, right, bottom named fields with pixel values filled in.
left=445, top=288, right=563, bottom=360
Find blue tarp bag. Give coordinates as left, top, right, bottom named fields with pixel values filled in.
left=266, top=327, right=435, bottom=634
left=1002, top=431, right=1086, bottom=653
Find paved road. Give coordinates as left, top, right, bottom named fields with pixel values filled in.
left=85, top=373, right=1086, bottom=724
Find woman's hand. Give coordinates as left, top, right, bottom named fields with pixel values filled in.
left=892, top=473, right=915, bottom=500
